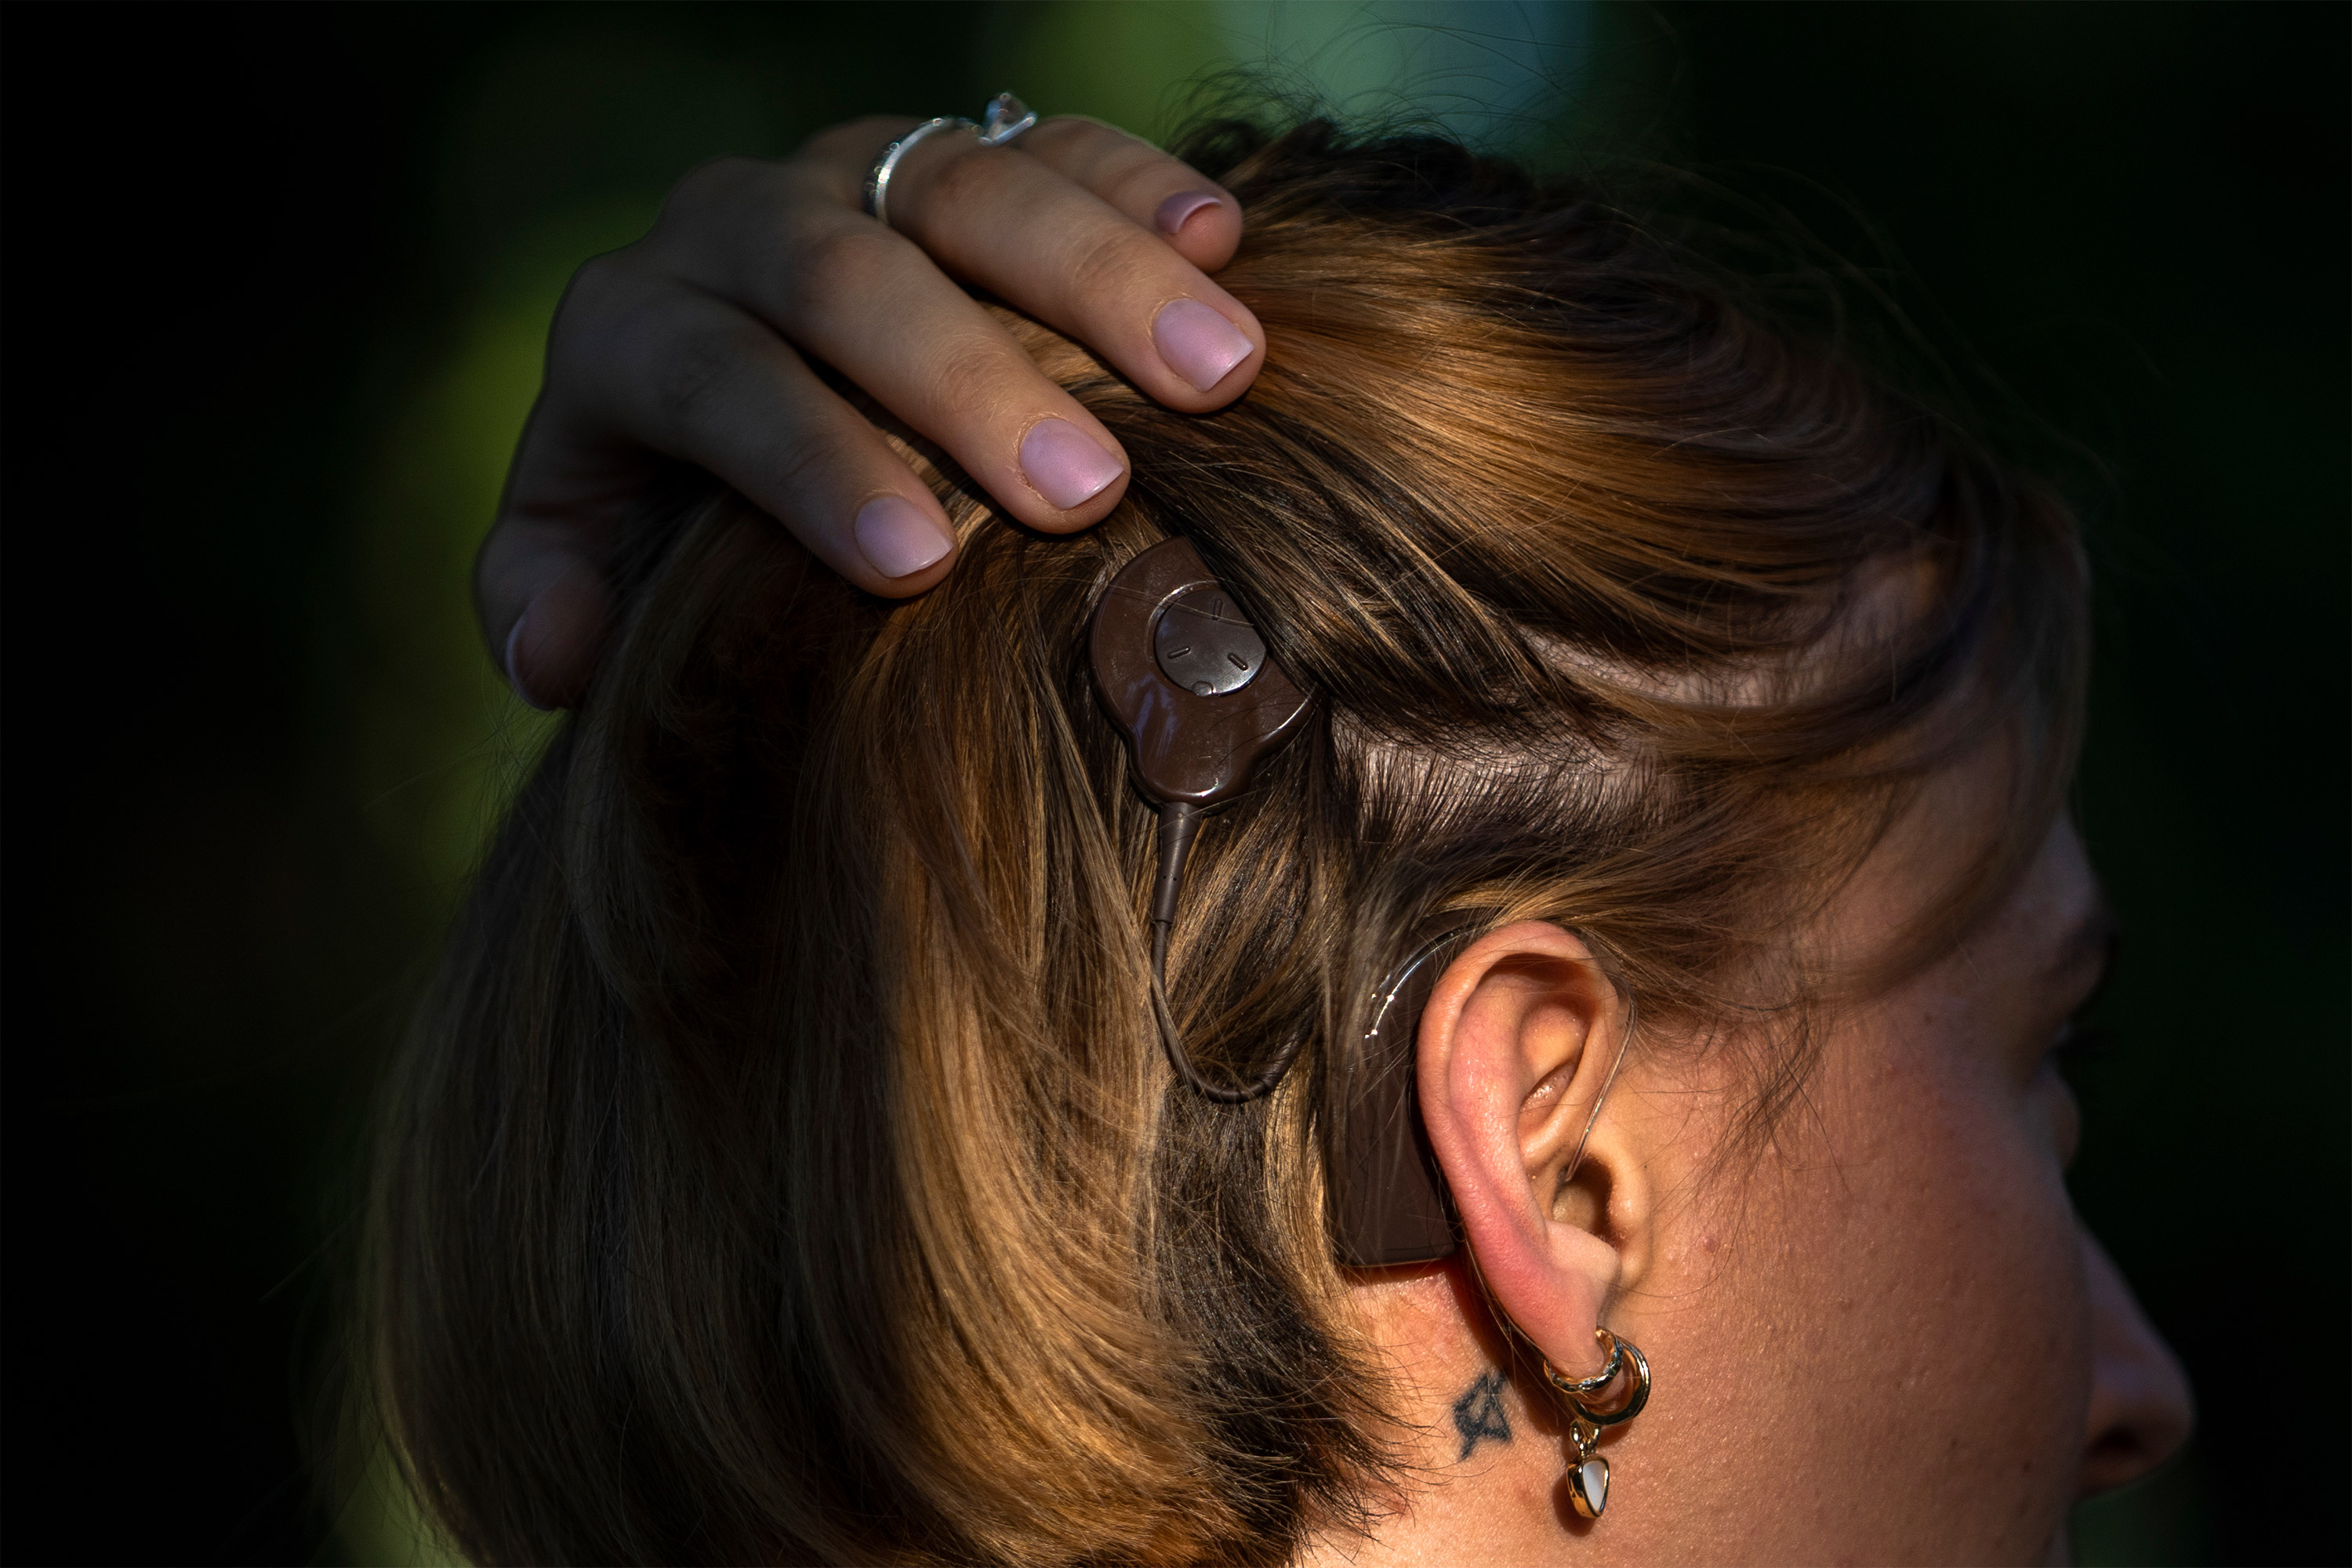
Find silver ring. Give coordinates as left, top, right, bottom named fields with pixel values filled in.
left=862, top=93, right=1037, bottom=230
left=862, top=117, right=970, bottom=229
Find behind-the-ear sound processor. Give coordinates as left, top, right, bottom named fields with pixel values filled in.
left=1087, top=535, right=1465, bottom=1266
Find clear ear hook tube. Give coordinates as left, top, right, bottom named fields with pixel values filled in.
left=1567, top=989, right=1635, bottom=1184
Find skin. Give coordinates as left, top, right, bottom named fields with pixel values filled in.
left=1312, top=747, right=2193, bottom=1565
left=479, top=114, right=1263, bottom=708
left=484, top=112, right=2192, bottom=1559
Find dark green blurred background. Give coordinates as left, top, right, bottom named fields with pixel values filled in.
left=4, top=4, right=2343, bottom=1563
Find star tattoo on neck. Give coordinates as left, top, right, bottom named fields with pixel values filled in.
left=1451, top=1368, right=1512, bottom=1461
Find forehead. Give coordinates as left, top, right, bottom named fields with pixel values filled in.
left=1831, top=739, right=2101, bottom=991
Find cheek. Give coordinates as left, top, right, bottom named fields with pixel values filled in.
left=1667, top=1043, right=2092, bottom=1559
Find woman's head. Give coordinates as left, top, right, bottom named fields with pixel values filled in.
left=370, top=122, right=2185, bottom=1563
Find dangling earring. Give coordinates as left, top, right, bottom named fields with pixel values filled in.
left=1543, top=1327, right=1653, bottom=1520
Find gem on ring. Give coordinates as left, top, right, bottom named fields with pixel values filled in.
left=979, top=92, right=1037, bottom=147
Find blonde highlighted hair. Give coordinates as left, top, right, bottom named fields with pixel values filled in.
left=364, top=121, right=2085, bottom=1565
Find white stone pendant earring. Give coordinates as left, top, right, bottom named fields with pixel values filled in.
left=1566, top=1420, right=1611, bottom=1519
left=1543, top=1327, right=1653, bottom=1521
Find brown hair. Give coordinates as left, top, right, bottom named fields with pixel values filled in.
left=361, top=122, right=2085, bottom=1565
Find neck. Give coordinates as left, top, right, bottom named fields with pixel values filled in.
left=1298, top=1260, right=1602, bottom=1567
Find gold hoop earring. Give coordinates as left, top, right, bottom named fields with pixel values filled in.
left=1542, top=1327, right=1653, bottom=1519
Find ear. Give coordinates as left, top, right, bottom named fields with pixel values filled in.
left=1416, top=920, right=1649, bottom=1379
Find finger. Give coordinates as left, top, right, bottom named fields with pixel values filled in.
left=578, top=277, right=980, bottom=593
left=483, top=267, right=975, bottom=699
left=769, top=124, right=1259, bottom=409
left=654, top=171, right=1134, bottom=533
left=1015, top=115, right=1244, bottom=273
left=477, top=524, right=612, bottom=710
left=797, top=115, right=1243, bottom=271
left=883, top=132, right=1264, bottom=409
left=477, top=383, right=631, bottom=707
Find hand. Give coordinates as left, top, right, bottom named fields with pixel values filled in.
left=477, top=114, right=1265, bottom=708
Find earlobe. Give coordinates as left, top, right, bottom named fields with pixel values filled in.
left=1416, top=921, right=1646, bottom=1381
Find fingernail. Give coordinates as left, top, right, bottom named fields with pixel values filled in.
left=1155, top=190, right=1222, bottom=236
left=1152, top=299, right=1254, bottom=393
left=852, top=495, right=954, bottom=578
left=503, top=605, right=554, bottom=712
left=1018, top=419, right=1124, bottom=510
